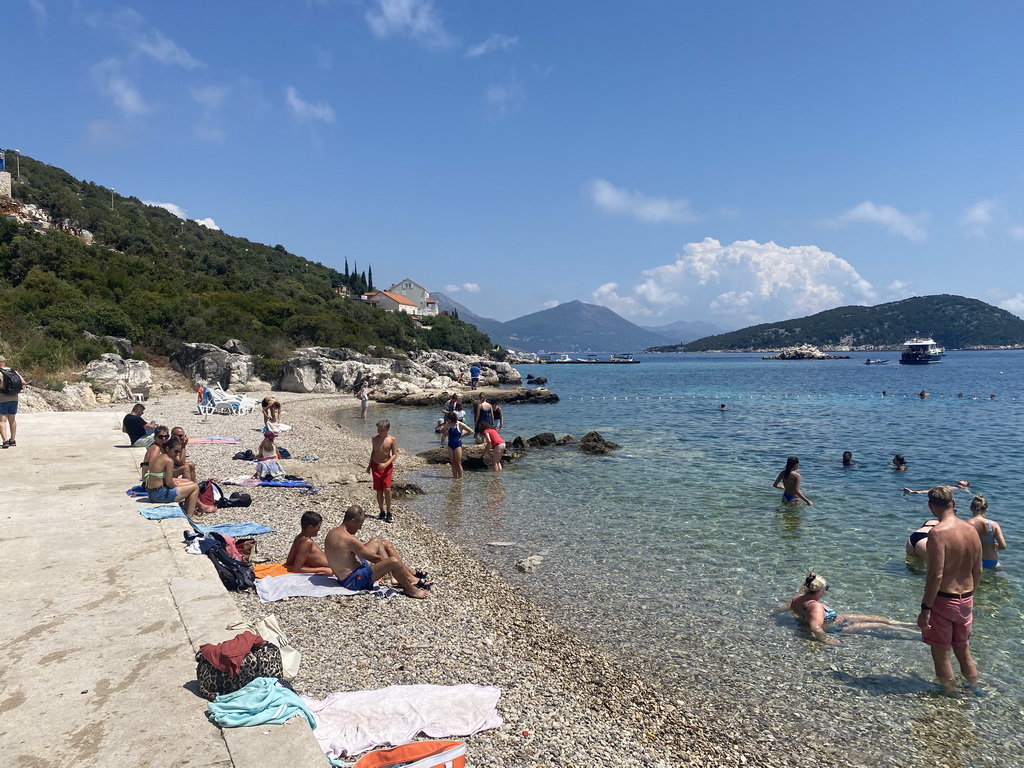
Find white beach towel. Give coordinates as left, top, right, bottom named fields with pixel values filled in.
left=301, top=684, right=503, bottom=758
left=255, top=573, right=393, bottom=603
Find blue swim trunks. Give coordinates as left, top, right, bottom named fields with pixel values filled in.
left=339, top=557, right=374, bottom=591
left=147, top=486, right=179, bottom=503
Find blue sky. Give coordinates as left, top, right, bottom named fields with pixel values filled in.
left=7, top=1, right=1024, bottom=327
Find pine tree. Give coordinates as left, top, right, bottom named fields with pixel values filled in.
left=367, top=265, right=374, bottom=291
left=344, top=258, right=349, bottom=278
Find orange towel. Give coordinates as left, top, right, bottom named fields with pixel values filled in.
left=253, top=562, right=291, bottom=579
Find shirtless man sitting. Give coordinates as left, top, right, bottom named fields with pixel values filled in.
left=324, top=506, right=431, bottom=598
left=285, top=511, right=334, bottom=574
left=170, top=426, right=197, bottom=483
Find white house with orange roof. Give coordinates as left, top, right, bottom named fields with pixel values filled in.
left=362, top=290, right=419, bottom=315
left=386, top=279, right=439, bottom=317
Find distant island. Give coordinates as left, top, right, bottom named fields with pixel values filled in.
left=644, top=295, right=1024, bottom=352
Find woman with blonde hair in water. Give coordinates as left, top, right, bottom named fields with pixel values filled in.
left=773, top=456, right=812, bottom=505
left=967, top=494, right=1007, bottom=570
left=773, top=573, right=918, bottom=645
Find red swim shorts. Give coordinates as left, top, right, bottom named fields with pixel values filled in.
left=371, top=462, right=393, bottom=491
left=921, top=595, right=973, bottom=648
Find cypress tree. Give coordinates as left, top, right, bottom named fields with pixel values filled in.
left=368, top=265, right=374, bottom=291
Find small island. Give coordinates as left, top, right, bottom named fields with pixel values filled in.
left=762, top=344, right=850, bottom=360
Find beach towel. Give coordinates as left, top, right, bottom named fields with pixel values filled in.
left=139, top=505, right=186, bottom=519
left=126, top=484, right=147, bottom=498
left=301, top=684, right=503, bottom=759
left=259, top=480, right=313, bottom=488
left=199, top=522, right=274, bottom=538
left=190, top=437, right=243, bottom=444
left=253, top=563, right=292, bottom=579
left=206, top=677, right=315, bottom=729
left=256, top=573, right=394, bottom=603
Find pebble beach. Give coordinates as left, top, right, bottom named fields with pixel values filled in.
left=133, top=389, right=820, bottom=768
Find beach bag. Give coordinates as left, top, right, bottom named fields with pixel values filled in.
left=353, top=740, right=466, bottom=768
left=207, top=545, right=256, bottom=591
left=195, top=642, right=283, bottom=701
left=218, top=492, right=252, bottom=508
left=278, top=447, right=292, bottom=459
left=198, top=479, right=225, bottom=508
left=233, top=537, right=259, bottom=563
left=1, top=368, right=23, bottom=395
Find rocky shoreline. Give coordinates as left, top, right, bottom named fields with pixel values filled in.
left=136, top=390, right=805, bottom=767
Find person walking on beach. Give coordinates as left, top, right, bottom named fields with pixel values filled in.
left=967, top=494, right=1007, bottom=570
left=918, top=485, right=982, bottom=695
left=367, top=420, right=398, bottom=523
left=773, top=456, right=812, bottom=505
left=324, top=506, right=430, bottom=598
left=0, top=354, right=22, bottom=448
left=358, top=384, right=369, bottom=420
left=442, top=412, right=473, bottom=479
left=774, top=572, right=917, bottom=646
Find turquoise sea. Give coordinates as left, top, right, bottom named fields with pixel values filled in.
left=338, top=351, right=1024, bottom=766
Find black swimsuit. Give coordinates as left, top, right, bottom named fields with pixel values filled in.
left=909, top=531, right=929, bottom=548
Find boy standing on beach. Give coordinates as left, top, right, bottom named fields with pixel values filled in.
left=286, top=511, right=334, bottom=574
left=367, top=420, right=398, bottom=523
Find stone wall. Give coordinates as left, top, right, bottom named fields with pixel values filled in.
left=0, top=171, right=11, bottom=201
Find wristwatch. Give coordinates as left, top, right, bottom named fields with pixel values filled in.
left=920, top=603, right=931, bottom=611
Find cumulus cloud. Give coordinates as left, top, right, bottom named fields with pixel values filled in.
left=285, top=86, right=335, bottom=123
left=998, top=294, right=1024, bottom=318
left=195, top=218, right=220, bottom=230
left=590, top=238, right=902, bottom=325
left=366, top=0, right=454, bottom=48
left=466, top=33, right=518, bottom=57
left=960, top=199, right=999, bottom=237
left=485, top=77, right=524, bottom=118
left=91, top=58, right=147, bottom=116
left=834, top=201, right=928, bottom=241
left=584, top=178, right=698, bottom=224
left=144, top=200, right=188, bottom=218
left=443, top=283, right=480, bottom=293
left=543, top=300, right=561, bottom=309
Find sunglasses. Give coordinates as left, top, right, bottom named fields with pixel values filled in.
left=155, top=434, right=169, bottom=439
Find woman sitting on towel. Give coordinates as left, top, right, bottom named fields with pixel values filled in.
left=255, top=431, right=285, bottom=480
left=146, top=438, right=202, bottom=516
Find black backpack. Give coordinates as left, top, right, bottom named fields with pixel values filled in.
left=206, top=545, right=256, bottom=591
left=217, top=492, right=253, bottom=508
left=1, top=368, right=23, bottom=395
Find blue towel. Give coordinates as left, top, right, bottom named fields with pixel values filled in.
left=207, top=677, right=316, bottom=729
left=126, top=485, right=147, bottom=498
left=197, top=522, right=274, bottom=537
left=139, top=505, right=185, bottom=519
left=260, top=480, right=312, bottom=488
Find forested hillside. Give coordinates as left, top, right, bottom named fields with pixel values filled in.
left=0, top=153, right=491, bottom=378
left=648, top=295, right=1024, bottom=352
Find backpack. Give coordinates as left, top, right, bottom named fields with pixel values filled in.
left=1, top=368, right=23, bottom=395
left=207, top=545, right=256, bottom=591
left=217, top=491, right=252, bottom=508
left=198, top=479, right=225, bottom=508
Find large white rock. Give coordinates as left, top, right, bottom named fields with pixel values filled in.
left=81, top=354, right=153, bottom=400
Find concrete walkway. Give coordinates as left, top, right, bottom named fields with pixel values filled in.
left=0, top=412, right=324, bottom=768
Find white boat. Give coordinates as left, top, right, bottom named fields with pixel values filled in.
left=610, top=353, right=640, bottom=363
left=864, top=359, right=889, bottom=365
left=899, top=334, right=945, bottom=365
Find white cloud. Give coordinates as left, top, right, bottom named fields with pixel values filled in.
left=194, top=218, right=220, bottom=230
left=136, top=31, right=202, bottom=69
left=91, top=58, right=147, bottom=116
left=29, top=0, right=46, bottom=26
left=285, top=86, right=335, bottom=123
left=834, top=201, right=928, bottom=241
left=144, top=201, right=187, bottom=218
left=98, top=8, right=202, bottom=68
left=443, top=283, right=480, bottom=294
left=584, top=178, right=698, bottom=224
left=960, top=200, right=998, bottom=237
left=366, top=0, right=454, bottom=48
left=466, top=33, right=518, bottom=58
left=543, top=300, right=561, bottom=309
left=591, top=238, right=904, bottom=325
left=485, top=77, right=524, bottom=118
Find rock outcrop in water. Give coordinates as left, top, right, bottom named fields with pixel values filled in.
left=761, top=344, right=850, bottom=360
left=418, top=430, right=617, bottom=469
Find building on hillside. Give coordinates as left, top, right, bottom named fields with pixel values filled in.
left=386, top=279, right=439, bottom=317
left=362, top=290, right=418, bottom=315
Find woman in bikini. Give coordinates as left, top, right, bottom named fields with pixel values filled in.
left=774, top=572, right=918, bottom=646
left=967, top=494, right=1007, bottom=570
left=442, top=412, right=474, bottom=479
left=906, top=518, right=939, bottom=560
left=773, top=456, right=812, bottom=506
left=146, top=438, right=201, bottom=516
left=140, top=426, right=171, bottom=481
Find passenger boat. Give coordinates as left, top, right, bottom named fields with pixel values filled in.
left=898, top=334, right=945, bottom=365
left=864, top=359, right=889, bottom=365
left=610, top=353, right=639, bottom=363
left=537, top=353, right=641, bottom=364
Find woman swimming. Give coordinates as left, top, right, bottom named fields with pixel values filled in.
left=773, top=456, right=812, bottom=506
left=906, top=519, right=939, bottom=560
left=892, top=454, right=907, bottom=471
left=967, top=494, right=1007, bottom=569
left=774, top=573, right=918, bottom=645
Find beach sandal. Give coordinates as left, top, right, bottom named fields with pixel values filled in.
left=414, top=570, right=429, bottom=580
left=384, top=511, right=395, bottom=524
left=1, top=441, right=8, bottom=449
left=378, top=510, right=387, bottom=521
left=6, top=440, right=14, bottom=447
left=414, top=578, right=432, bottom=591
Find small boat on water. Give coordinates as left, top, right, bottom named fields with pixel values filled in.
left=864, top=359, right=889, bottom=365
left=899, top=333, right=945, bottom=365
left=610, top=353, right=639, bottom=363
left=537, top=353, right=641, bottom=364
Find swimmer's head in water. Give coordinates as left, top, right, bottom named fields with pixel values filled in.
left=842, top=451, right=853, bottom=463
left=803, top=573, right=828, bottom=593
left=893, top=454, right=906, bottom=466
left=970, top=494, right=988, bottom=515
left=956, top=480, right=970, bottom=489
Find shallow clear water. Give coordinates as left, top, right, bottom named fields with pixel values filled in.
left=339, top=351, right=1024, bottom=763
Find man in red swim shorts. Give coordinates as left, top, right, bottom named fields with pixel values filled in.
left=918, top=485, right=982, bottom=695
left=366, top=419, right=398, bottom=523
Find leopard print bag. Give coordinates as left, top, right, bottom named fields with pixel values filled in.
left=195, top=641, right=283, bottom=701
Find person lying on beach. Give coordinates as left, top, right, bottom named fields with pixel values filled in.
left=773, top=456, right=812, bottom=505
left=903, top=480, right=971, bottom=495
left=773, top=572, right=918, bottom=646
left=323, top=506, right=430, bottom=598
left=285, top=511, right=334, bottom=574
left=907, top=519, right=939, bottom=560
left=170, top=426, right=197, bottom=483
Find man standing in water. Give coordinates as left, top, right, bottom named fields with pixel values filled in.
left=918, top=485, right=982, bottom=695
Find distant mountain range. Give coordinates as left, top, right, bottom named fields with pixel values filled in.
left=648, top=295, right=1024, bottom=352
left=641, top=319, right=726, bottom=344
left=432, top=294, right=683, bottom=352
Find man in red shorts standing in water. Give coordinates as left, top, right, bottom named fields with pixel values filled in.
left=918, top=485, right=982, bottom=695
left=367, top=419, right=398, bottom=523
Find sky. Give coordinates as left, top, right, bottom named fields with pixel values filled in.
left=6, top=1, right=1024, bottom=328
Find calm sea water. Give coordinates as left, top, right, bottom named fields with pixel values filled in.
left=338, top=351, right=1024, bottom=764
